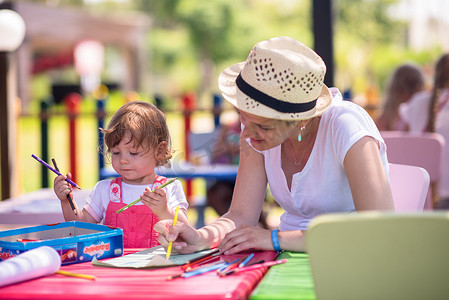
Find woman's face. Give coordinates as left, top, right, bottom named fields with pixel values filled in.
left=239, top=110, right=298, bottom=151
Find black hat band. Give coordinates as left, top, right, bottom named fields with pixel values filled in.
left=236, top=73, right=317, bottom=113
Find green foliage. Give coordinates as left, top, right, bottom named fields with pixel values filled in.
left=138, top=0, right=312, bottom=95
left=175, top=0, right=234, bottom=62
left=333, top=0, right=442, bottom=97
left=336, top=0, right=404, bottom=44
left=24, top=0, right=446, bottom=101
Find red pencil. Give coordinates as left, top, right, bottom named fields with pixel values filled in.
left=181, top=249, right=220, bottom=271
left=184, top=256, right=221, bottom=272
left=228, top=259, right=288, bottom=274
left=217, top=258, right=243, bottom=276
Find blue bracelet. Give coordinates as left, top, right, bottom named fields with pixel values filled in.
left=271, top=229, right=282, bottom=252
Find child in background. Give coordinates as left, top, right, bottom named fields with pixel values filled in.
left=400, top=54, right=449, bottom=208
left=376, top=63, right=425, bottom=131
left=207, top=112, right=270, bottom=229
left=53, top=101, right=189, bottom=248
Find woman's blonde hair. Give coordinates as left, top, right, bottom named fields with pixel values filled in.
left=102, top=101, right=172, bottom=167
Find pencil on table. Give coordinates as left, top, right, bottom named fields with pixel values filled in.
left=183, top=255, right=220, bottom=272
left=52, top=158, right=77, bottom=216
left=228, top=258, right=288, bottom=275
left=182, top=256, right=221, bottom=272
left=56, top=270, right=96, bottom=281
left=167, top=261, right=229, bottom=280
left=239, top=253, right=255, bottom=268
left=221, top=260, right=265, bottom=276
left=181, top=248, right=220, bottom=271
left=217, top=258, right=243, bottom=276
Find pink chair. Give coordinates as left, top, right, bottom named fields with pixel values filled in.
left=381, top=131, right=445, bottom=209
left=389, top=163, right=430, bottom=211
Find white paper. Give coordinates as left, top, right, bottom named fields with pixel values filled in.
left=0, top=246, right=61, bottom=287
left=92, top=245, right=217, bottom=269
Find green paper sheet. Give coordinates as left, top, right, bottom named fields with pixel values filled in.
left=250, top=252, right=316, bottom=300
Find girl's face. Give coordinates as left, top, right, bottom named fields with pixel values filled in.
left=239, top=110, right=298, bottom=151
left=110, top=132, right=158, bottom=185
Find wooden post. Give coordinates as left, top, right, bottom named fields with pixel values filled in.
left=39, top=100, right=49, bottom=188
left=0, top=51, right=19, bottom=200
left=313, top=0, right=334, bottom=87
left=64, top=93, right=82, bottom=184
left=182, top=92, right=196, bottom=203
left=213, top=93, right=222, bottom=129
left=94, top=85, right=108, bottom=181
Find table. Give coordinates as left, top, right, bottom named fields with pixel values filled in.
left=0, top=188, right=90, bottom=226
left=0, top=249, right=278, bottom=300
left=100, top=162, right=239, bottom=181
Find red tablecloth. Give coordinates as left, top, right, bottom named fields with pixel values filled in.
left=0, top=249, right=277, bottom=300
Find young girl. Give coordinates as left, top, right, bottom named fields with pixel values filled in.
left=53, top=101, right=189, bottom=248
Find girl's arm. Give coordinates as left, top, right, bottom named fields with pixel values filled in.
left=344, top=136, right=394, bottom=210
left=54, top=174, right=97, bottom=223
left=140, top=185, right=189, bottom=224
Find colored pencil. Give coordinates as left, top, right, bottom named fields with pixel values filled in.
left=116, top=178, right=177, bottom=214
left=167, top=261, right=229, bottom=280
left=239, top=253, right=255, bottom=268
left=217, top=258, right=242, bottom=276
left=181, top=248, right=220, bottom=271
left=166, top=205, right=180, bottom=260
left=56, top=270, right=97, bottom=281
left=31, top=154, right=81, bottom=190
left=230, top=258, right=288, bottom=274
left=221, top=260, right=265, bottom=276
left=16, top=239, right=41, bottom=242
left=52, top=158, right=77, bottom=215
left=183, top=256, right=221, bottom=272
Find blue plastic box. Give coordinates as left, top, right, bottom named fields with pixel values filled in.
left=0, top=221, right=123, bottom=265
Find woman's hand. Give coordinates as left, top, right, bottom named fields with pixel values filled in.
left=140, top=187, right=169, bottom=219
left=54, top=173, right=73, bottom=202
left=219, top=224, right=273, bottom=255
left=154, top=220, right=202, bottom=254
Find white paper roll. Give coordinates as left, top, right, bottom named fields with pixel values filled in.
left=0, top=246, right=61, bottom=287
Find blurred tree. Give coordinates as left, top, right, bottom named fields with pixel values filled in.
left=21, top=0, right=443, bottom=108
left=332, top=0, right=443, bottom=102
left=174, top=0, right=234, bottom=97
left=135, top=0, right=311, bottom=104
left=336, top=0, right=403, bottom=44
left=335, top=0, right=406, bottom=95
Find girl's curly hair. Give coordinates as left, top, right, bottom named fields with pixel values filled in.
left=101, top=101, right=172, bottom=167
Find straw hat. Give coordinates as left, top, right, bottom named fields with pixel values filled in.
left=218, top=36, right=332, bottom=120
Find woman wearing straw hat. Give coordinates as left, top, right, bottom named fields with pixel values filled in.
left=155, top=36, right=394, bottom=254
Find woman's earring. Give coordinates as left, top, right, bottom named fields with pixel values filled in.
left=298, top=125, right=306, bottom=142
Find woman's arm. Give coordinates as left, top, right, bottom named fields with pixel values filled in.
left=344, top=136, right=394, bottom=210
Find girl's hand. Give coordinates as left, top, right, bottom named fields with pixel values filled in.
left=154, top=220, right=202, bottom=254
left=219, top=224, right=273, bottom=255
left=54, top=173, right=73, bottom=202
left=140, top=187, right=169, bottom=219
